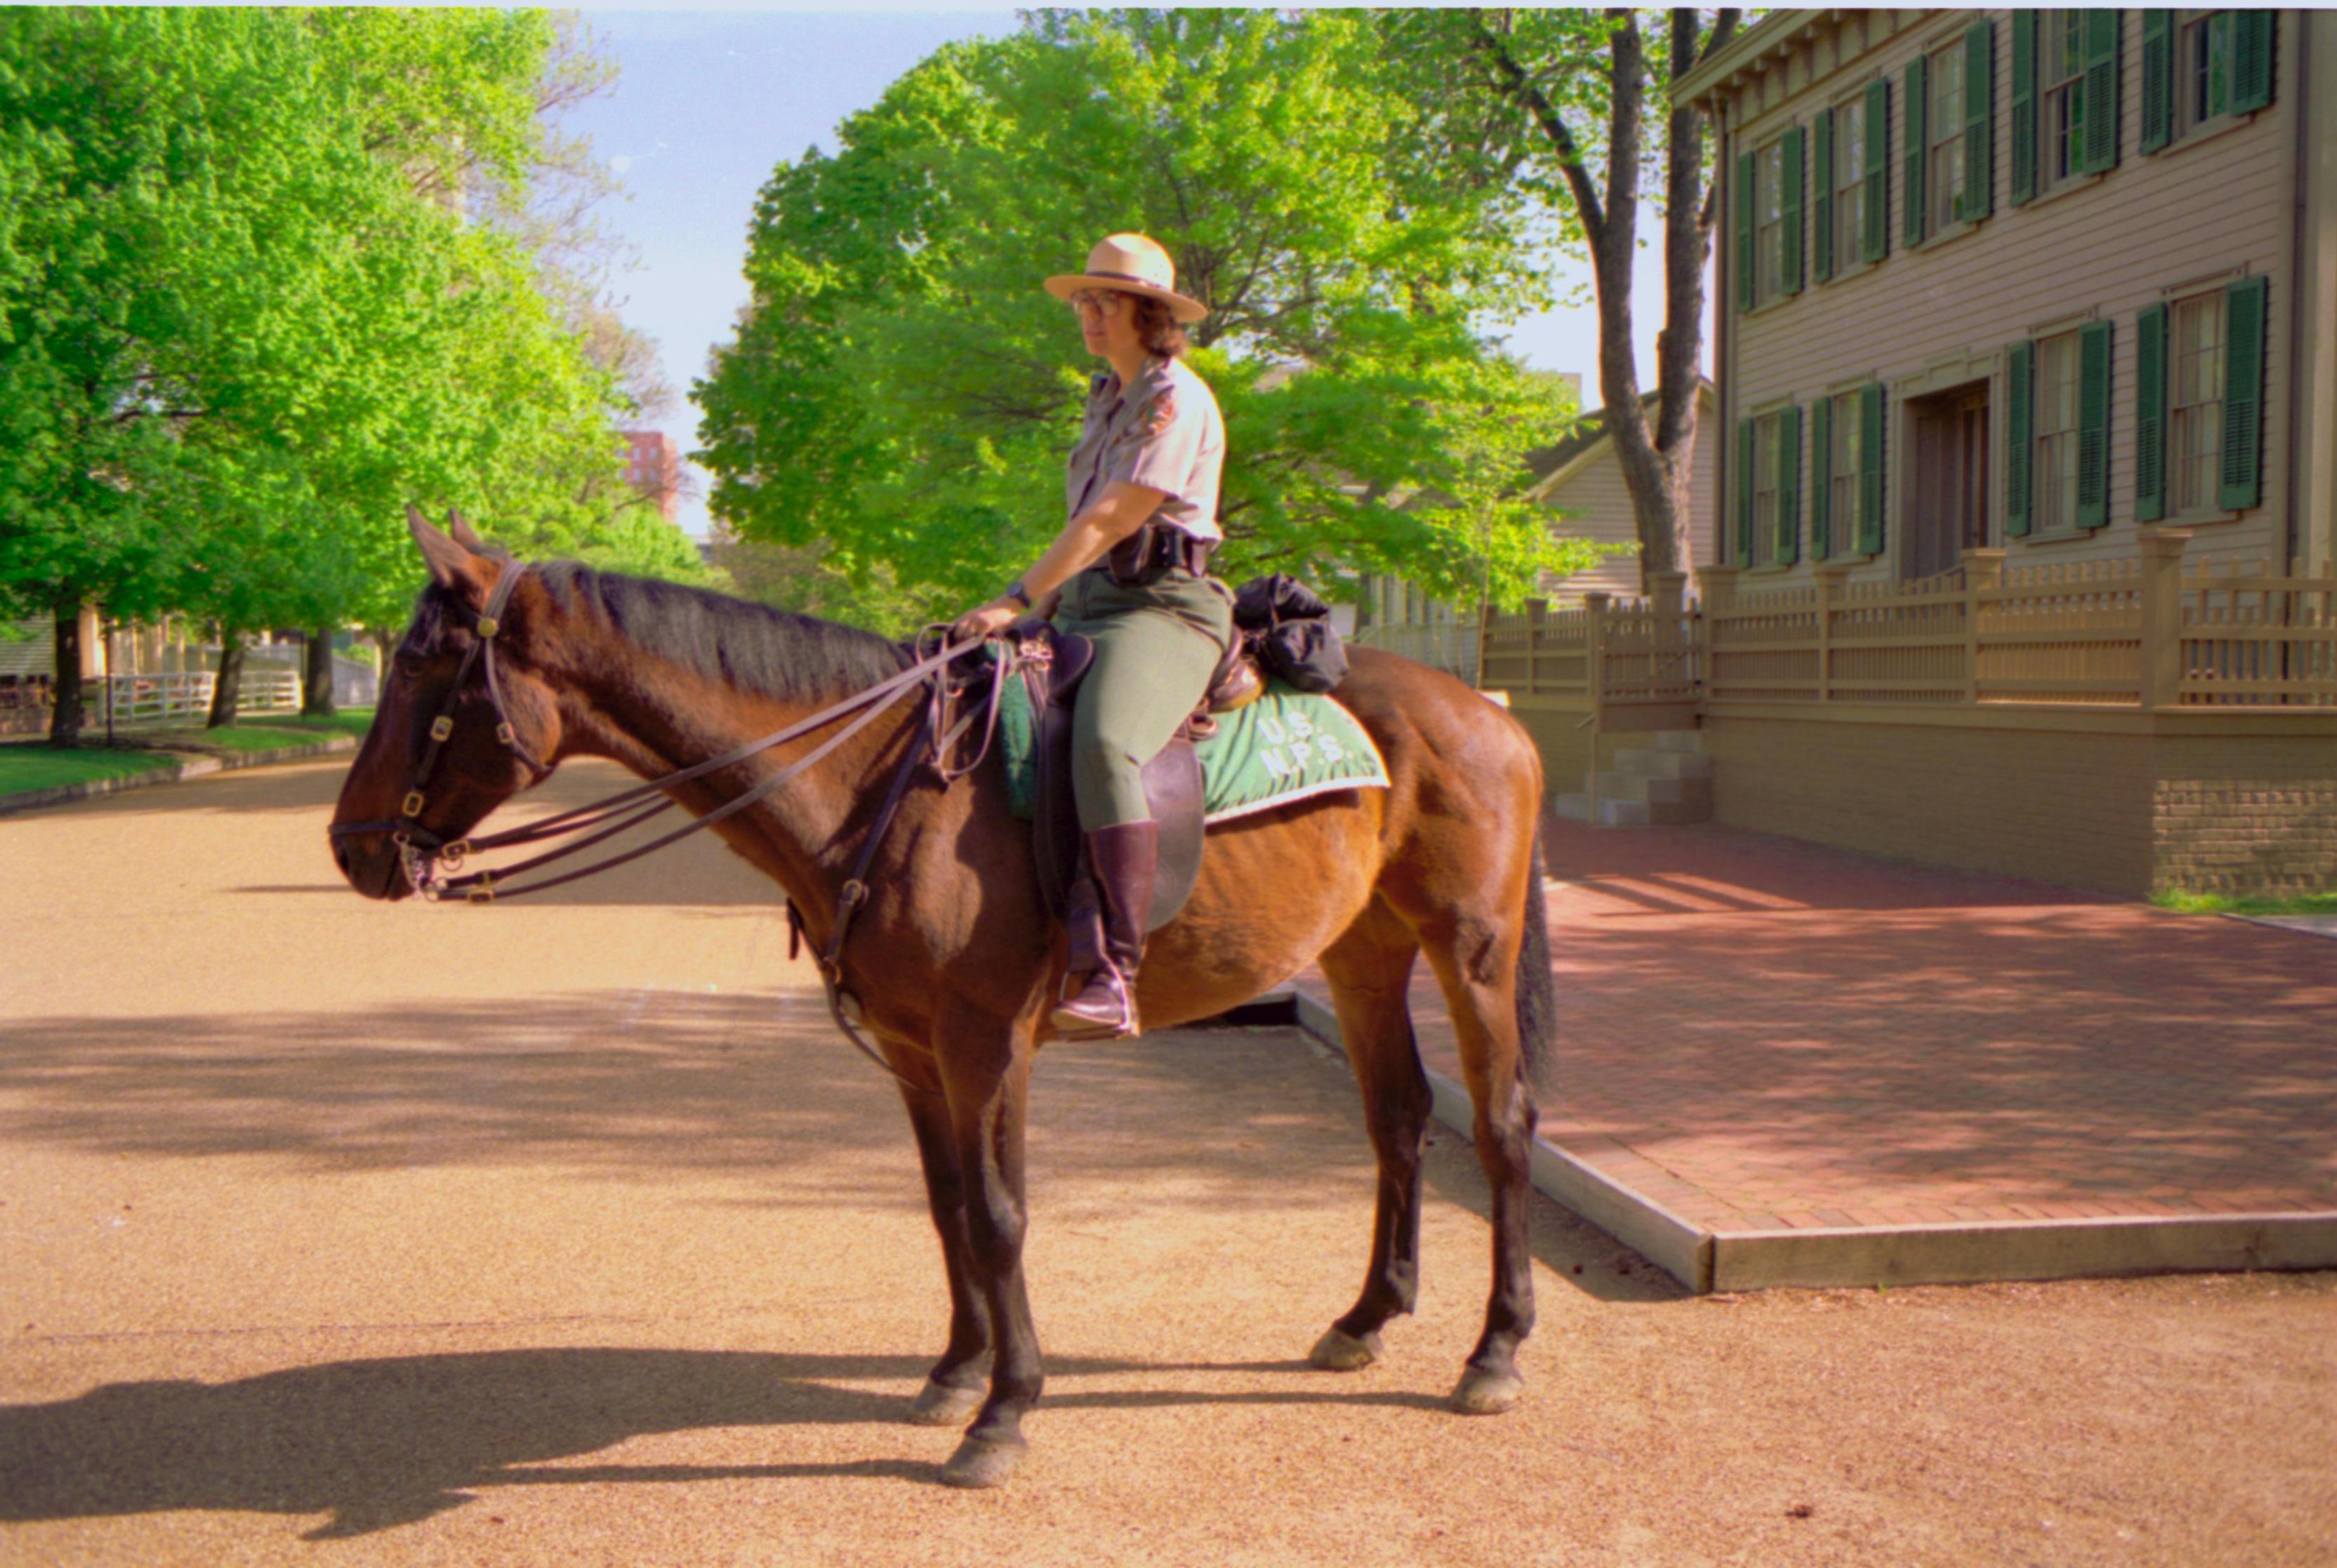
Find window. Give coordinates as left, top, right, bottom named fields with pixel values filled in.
left=2042, top=11, right=2086, bottom=191
left=2169, top=291, right=2225, bottom=514
left=2180, top=11, right=2229, bottom=131
left=1928, top=40, right=1968, bottom=231
left=1754, top=140, right=1785, bottom=304
left=1829, top=391, right=1862, bottom=543
left=2034, top=331, right=2081, bottom=533
left=1835, top=97, right=1867, bottom=270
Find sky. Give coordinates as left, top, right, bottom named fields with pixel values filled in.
left=555, top=8, right=1703, bottom=540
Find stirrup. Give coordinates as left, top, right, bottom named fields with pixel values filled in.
left=1050, top=966, right=1140, bottom=1041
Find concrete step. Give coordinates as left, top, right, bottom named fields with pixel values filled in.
left=1611, top=746, right=1716, bottom=780
left=1592, top=771, right=1714, bottom=810
left=1553, top=787, right=1709, bottom=828
left=1650, top=729, right=1707, bottom=755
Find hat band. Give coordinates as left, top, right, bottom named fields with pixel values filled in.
left=1084, top=269, right=1177, bottom=293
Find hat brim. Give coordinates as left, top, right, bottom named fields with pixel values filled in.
left=1045, top=273, right=1208, bottom=325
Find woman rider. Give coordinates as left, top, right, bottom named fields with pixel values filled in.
left=951, top=234, right=1233, bottom=1042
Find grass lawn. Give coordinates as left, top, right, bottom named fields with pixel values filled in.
left=0, top=744, right=181, bottom=797
left=1, top=710, right=373, bottom=798
left=2152, top=889, right=2337, bottom=917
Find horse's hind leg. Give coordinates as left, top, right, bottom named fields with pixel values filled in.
left=894, top=1071, right=992, bottom=1428
left=1309, top=898, right=1431, bottom=1372
left=1399, top=883, right=1540, bottom=1416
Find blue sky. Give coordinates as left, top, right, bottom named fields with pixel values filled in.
left=556, top=9, right=1697, bottom=539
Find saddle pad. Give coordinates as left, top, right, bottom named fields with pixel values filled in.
left=993, top=674, right=1390, bottom=825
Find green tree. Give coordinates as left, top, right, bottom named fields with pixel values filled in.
left=697, top=9, right=1603, bottom=634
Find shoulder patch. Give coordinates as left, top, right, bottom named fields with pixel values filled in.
left=1146, top=394, right=1177, bottom=434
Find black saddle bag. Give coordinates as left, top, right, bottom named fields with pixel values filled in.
left=1231, top=573, right=1349, bottom=693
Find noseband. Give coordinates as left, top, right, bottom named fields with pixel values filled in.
left=328, top=559, right=546, bottom=896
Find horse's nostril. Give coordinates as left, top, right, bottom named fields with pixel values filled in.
left=332, top=839, right=351, bottom=878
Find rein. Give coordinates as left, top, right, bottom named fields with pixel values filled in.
left=333, top=558, right=1018, bottom=1095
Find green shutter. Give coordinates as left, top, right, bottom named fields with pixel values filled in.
left=2208, top=12, right=2232, bottom=118
left=2079, top=9, right=2121, bottom=175
left=1858, top=383, right=1885, bottom=554
left=1813, top=109, right=1835, bottom=284
left=2075, top=319, right=2113, bottom=530
left=2135, top=303, right=2167, bottom=521
left=1862, top=79, right=1890, bottom=263
left=2010, top=11, right=2038, bottom=204
left=1776, top=404, right=1802, bottom=564
left=1781, top=126, right=1806, bottom=295
left=1810, top=395, right=1834, bottom=558
left=1736, top=418, right=1756, bottom=562
left=2230, top=11, right=2275, bottom=114
left=1904, top=55, right=1928, bottom=248
left=2006, top=341, right=2034, bottom=537
left=2140, top=11, right=2173, bottom=153
left=2220, top=275, right=2267, bottom=511
left=1734, top=149, right=1756, bottom=312
left=1961, top=20, right=1994, bottom=221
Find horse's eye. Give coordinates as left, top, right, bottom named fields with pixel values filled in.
left=396, top=656, right=428, bottom=680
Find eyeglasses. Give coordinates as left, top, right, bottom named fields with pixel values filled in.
left=1066, top=289, right=1130, bottom=318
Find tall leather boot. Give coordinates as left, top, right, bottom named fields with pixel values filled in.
left=1050, top=820, right=1158, bottom=1041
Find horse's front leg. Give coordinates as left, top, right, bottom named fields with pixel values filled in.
left=932, top=1011, right=1042, bottom=1489
left=893, top=1062, right=993, bottom=1427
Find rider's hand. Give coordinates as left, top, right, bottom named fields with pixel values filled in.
left=950, top=598, right=1022, bottom=644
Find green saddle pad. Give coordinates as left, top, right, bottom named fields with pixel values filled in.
left=993, top=667, right=1390, bottom=825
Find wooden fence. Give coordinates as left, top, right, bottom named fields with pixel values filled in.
left=1475, top=530, right=2337, bottom=715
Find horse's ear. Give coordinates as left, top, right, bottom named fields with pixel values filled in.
left=446, top=508, right=492, bottom=555
left=407, top=503, right=490, bottom=606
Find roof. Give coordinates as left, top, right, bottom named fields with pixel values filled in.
left=1524, top=381, right=1716, bottom=500
left=1670, top=8, right=1833, bottom=112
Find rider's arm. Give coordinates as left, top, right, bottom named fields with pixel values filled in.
left=953, top=481, right=1163, bottom=638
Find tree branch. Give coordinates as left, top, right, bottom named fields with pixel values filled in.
left=1465, top=11, right=1607, bottom=242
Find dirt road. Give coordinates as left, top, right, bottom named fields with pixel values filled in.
left=2, top=759, right=2331, bottom=1566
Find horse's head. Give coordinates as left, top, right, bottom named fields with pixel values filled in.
left=329, top=507, right=568, bottom=900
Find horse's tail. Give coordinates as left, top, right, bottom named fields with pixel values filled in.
left=1515, top=823, right=1558, bottom=1104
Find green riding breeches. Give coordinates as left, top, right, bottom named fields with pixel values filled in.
left=1053, top=565, right=1236, bottom=830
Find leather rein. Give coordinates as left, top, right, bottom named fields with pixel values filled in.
left=329, top=558, right=1017, bottom=1094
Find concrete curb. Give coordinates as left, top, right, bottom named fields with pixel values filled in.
left=0, top=735, right=358, bottom=820
left=1250, top=988, right=2337, bottom=1294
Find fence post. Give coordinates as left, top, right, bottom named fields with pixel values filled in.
left=1525, top=597, right=1548, bottom=695
left=1697, top=564, right=1740, bottom=705
left=1584, top=592, right=1610, bottom=706
left=1474, top=597, right=1492, bottom=691
left=1960, top=547, right=2006, bottom=704
left=1811, top=563, right=1851, bottom=703
left=1648, top=570, right=1687, bottom=698
left=2138, top=526, right=2194, bottom=710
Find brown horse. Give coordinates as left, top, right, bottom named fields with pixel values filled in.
left=331, top=515, right=1556, bottom=1489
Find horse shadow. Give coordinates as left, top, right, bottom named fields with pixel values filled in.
left=0, top=1346, right=1449, bottom=1538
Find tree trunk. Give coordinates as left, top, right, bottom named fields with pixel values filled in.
left=302, top=627, right=336, bottom=717
left=47, top=596, right=85, bottom=748
left=207, top=637, right=245, bottom=729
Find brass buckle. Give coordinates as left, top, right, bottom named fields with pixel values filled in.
left=465, top=886, right=496, bottom=904
left=401, top=790, right=425, bottom=818
left=496, top=722, right=515, bottom=748
left=475, top=615, right=498, bottom=639
left=430, top=715, right=454, bottom=742
left=439, top=840, right=470, bottom=870
left=839, top=879, right=869, bottom=910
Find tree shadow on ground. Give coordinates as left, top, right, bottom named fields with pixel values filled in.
left=0, top=1346, right=1452, bottom=1537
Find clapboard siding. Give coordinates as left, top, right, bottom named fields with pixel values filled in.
left=1719, top=8, right=2300, bottom=581
left=1539, top=398, right=1721, bottom=601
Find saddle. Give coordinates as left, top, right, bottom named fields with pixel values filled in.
left=1007, top=622, right=1265, bottom=932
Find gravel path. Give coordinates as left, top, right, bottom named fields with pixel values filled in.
left=2, top=759, right=2331, bottom=1566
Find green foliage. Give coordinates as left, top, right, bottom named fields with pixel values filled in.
left=0, top=7, right=699, bottom=691
left=697, top=10, right=1593, bottom=616
left=2151, top=889, right=2337, bottom=918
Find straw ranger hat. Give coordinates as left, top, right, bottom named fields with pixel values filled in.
left=1045, top=233, right=1207, bottom=324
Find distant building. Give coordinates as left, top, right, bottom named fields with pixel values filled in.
left=1523, top=382, right=1719, bottom=601
left=623, top=430, right=683, bottom=525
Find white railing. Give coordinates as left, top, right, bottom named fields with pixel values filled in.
left=90, top=668, right=302, bottom=724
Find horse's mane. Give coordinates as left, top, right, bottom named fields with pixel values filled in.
left=522, top=560, right=912, bottom=705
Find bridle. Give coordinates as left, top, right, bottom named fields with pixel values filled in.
left=329, top=555, right=1017, bottom=1093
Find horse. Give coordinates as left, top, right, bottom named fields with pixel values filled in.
left=330, top=512, right=1556, bottom=1489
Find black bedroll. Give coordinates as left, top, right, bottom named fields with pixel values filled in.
left=1232, top=573, right=1348, bottom=693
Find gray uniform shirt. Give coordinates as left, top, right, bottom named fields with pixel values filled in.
left=1064, top=356, right=1224, bottom=543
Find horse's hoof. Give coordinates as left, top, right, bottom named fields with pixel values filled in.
left=1308, top=1327, right=1384, bottom=1371
left=907, top=1380, right=984, bottom=1427
left=1449, top=1366, right=1525, bottom=1416
left=939, top=1434, right=1027, bottom=1489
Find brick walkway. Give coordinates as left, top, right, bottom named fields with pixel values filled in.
left=1305, top=820, right=2337, bottom=1237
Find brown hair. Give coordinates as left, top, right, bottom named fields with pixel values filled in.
left=1130, top=293, right=1189, bottom=359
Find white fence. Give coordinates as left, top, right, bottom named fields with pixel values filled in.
left=89, top=668, right=303, bottom=724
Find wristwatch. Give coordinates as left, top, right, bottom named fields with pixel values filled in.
left=1004, top=581, right=1033, bottom=611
